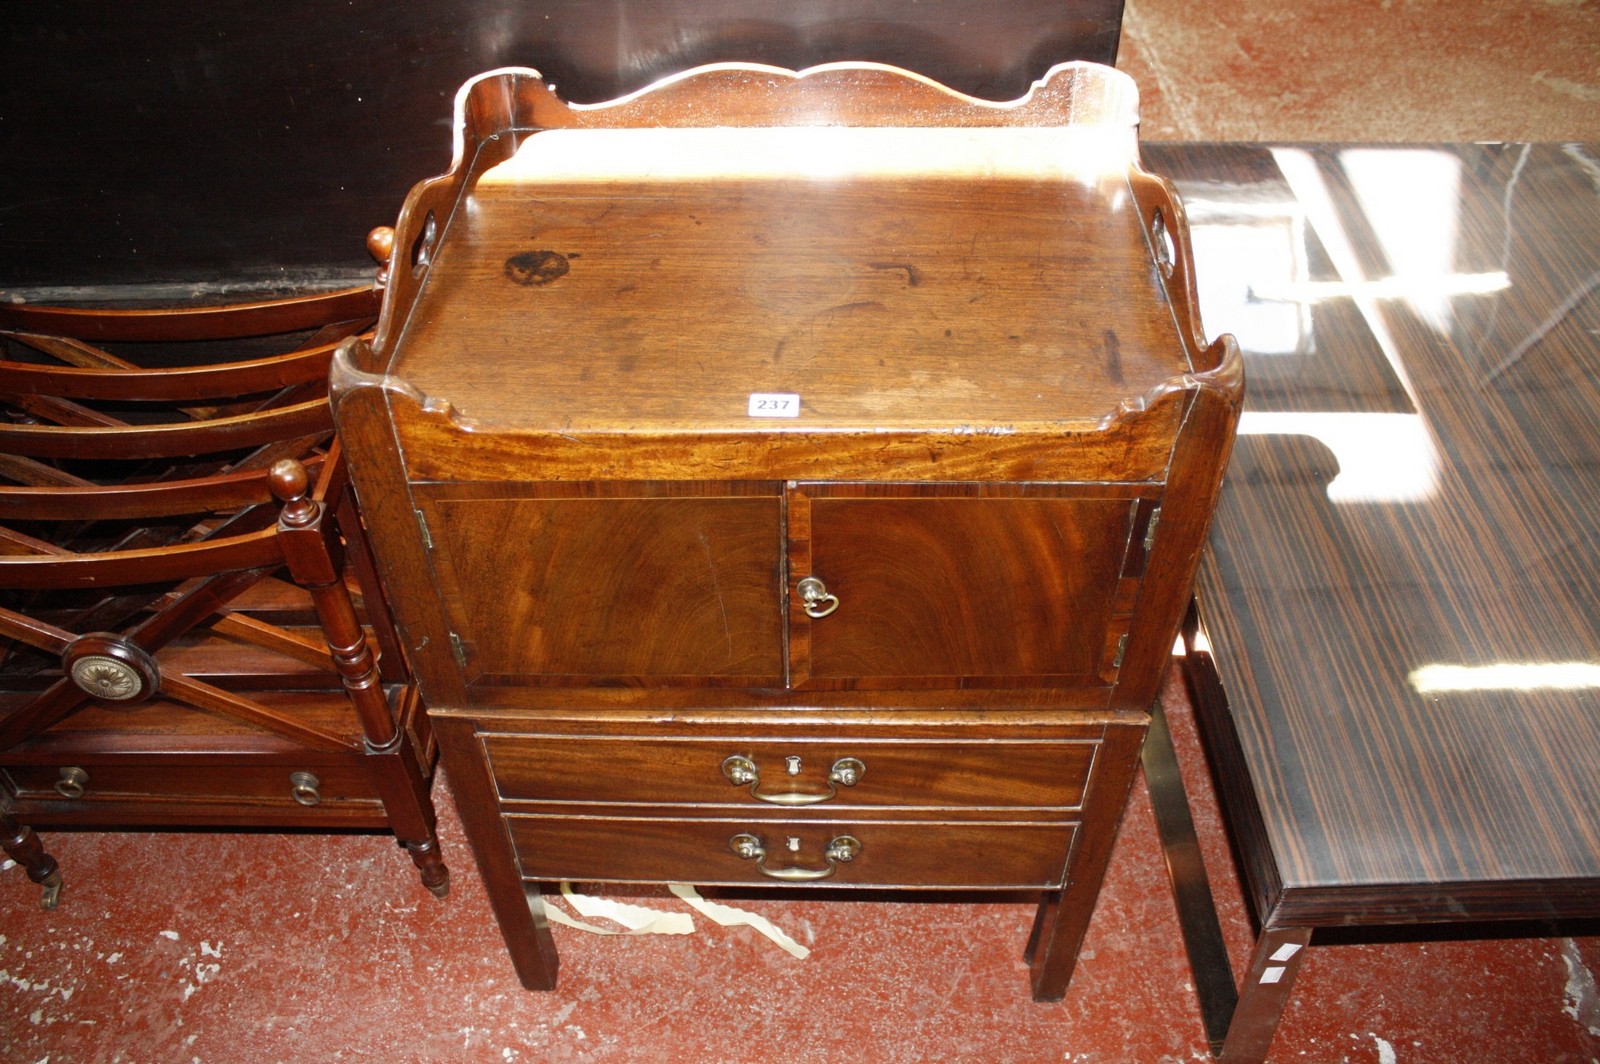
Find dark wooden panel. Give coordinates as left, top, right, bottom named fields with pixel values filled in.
left=795, top=494, right=1135, bottom=684
left=425, top=494, right=785, bottom=685
left=484, top=733, right=1098, bottom=809
left=0, top=1, right=1124, bottom=289
left=505, top=814, right=1077, bottom=887
left=452, top=685, right=1122, bottom=716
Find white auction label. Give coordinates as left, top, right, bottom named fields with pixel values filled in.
left=747, top=392, right=801, bottom=417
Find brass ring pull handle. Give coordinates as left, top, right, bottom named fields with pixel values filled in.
left=55, top=766, right=89, bottom=800
left=728, top=833, right=862, bottom=881
left=720, top=755, right=865, bottom=805
left=796, top=576, right=840, bottom=619
left=289, top=771, right=322, bottom=807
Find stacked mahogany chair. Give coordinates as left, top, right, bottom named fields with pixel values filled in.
left=0, top=247, right=449, bottom=909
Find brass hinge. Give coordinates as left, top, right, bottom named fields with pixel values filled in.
left=448, top=632, right=467, bottom=668
left=1113, top=634, right=1129, bottom=669
left=1143, top=505, right=1162, bottom=552
left=415, top=509, right=433, bottom=550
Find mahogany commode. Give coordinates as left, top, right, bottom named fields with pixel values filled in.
left=333, top=61, right=1240, bottom=996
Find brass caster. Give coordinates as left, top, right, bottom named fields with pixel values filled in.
left=39, top=871, right=63, bottom=911
left=427, top=874, right=451, bottom=900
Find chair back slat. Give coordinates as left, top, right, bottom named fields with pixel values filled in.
left=0, top=527, right=283, bottom=589
left=0, top=454, right=94, bottom=489
left=0, top=332, right=137, bottom=370
left=0, top=286, right=380, bottom=342
left=0, top=524, right=70, bottom=556
left=0, top=398, right=333, bottom=460
left=0, top=342, right=336, bottom=401
left=7, top=392, right=128, bottom=429
left=0, top=458, right=323, bottom=522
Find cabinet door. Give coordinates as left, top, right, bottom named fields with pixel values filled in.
left=788, top=484, right=1140, bottom=688
left=418, top=487, right=785, bottom=688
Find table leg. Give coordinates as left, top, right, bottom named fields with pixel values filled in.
left=434, top=716, right=559, bottom=989
left=1219, top=926, right=1311, bottom=1063
left=2, top=800, right=63, bottom=910
left=1029, top=719, right=1147, bottom=1001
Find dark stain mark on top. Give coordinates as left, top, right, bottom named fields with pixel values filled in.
left=505, top=250, right=570, bottom=286
left=1102, top=327, right=1123, bottom=383
left=868, top=261, right=923, bottom=286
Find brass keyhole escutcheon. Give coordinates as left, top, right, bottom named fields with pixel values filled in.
left=728, top=832, right=862, bottom=881
left=796, top=576, right=840, bottom=619
left=721, top=755, right=865, bottom=805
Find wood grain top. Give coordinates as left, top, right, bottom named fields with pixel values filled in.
left=1151, top=143, right=1600, bottom=921
left=394, top=158, right=1184, bottom=430
left=363, top=64, right=1218, bottom=438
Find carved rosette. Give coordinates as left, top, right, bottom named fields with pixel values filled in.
left=62, top=635, right=160, bottom=704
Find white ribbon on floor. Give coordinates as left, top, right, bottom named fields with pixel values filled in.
left=544, top=882, right=811, bottom=959
left=544, top=882, right=696, bottom=936
left=668, top=883, right=811, bottom=959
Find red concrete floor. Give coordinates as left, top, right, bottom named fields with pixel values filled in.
left=8, top=8, right=1600, bottom=1061
left=1119, top=0, right=1600, bottom=142
left=4, top=670, right=1598, bottom=1062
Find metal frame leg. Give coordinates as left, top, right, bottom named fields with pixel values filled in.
left=1219, top=926, right=1311, bottom=1062
left=1143, top=694, right=1239, bottom=1052
left=1145, top=691, right=1313, bottom=1063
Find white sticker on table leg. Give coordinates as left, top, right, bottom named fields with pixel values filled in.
left=1269, top=942, right=1303, bottom=963
left=1260, top=965, right=1287, bottom=984
left=670, top=883, right=811, bottom=959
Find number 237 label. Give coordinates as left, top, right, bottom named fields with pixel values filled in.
left=747, top=393, right=801, bottom=418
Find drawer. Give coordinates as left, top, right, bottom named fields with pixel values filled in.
left=484, top=734, right=1098, bottom=810
left=4, top=761, right=379, bottom=809
left=505, top=814, right=1077, bottom=889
